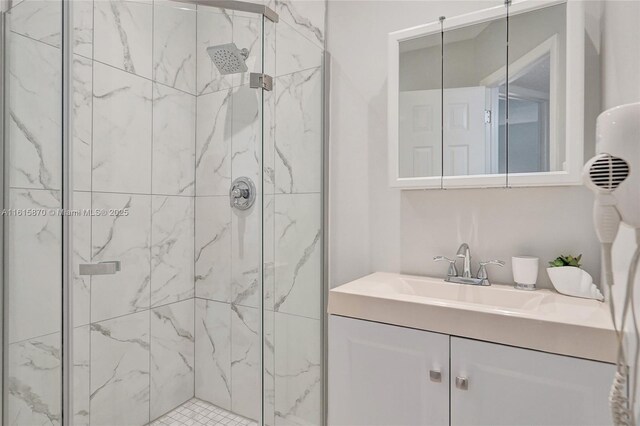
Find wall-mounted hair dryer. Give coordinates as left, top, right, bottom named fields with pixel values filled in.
left=583, top=102, right=640, bottom=426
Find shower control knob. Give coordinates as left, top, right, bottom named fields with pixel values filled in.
left=230, top=177, right=256, bottom=211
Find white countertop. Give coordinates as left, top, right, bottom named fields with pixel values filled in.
left=328, top=272, right=617, bottom=363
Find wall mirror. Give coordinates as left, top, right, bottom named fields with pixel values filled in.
left=388, top=0, right=584, bottom=189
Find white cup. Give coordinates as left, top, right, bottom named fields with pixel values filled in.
left=512, top=256, right=539, bottom=290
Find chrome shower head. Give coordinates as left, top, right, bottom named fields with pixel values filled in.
left=206, top=43, right=249, bottom=75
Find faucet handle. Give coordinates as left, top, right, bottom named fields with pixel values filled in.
left=477, top=260, right=505, bottom=285
left=434, top=256, right=458, bottom=277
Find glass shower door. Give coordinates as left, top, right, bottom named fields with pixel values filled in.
left=2, top=1, right=64, bottom=424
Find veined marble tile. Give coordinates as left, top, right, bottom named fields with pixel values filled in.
left=94, top=0, right=153, bottom=78
left=8, top=0, right=61, bottom=47
left=153, top=1, right=196, bottom=94
left=73, top=191, right=91, bottom=327
left=264, top=16, right=276, bottom=77
left=151, top=196, right=195, bottom=307
left=275, top=19, right=322, bottom=78
left=231, top=15, right=262, bottom=88
left=264, top=309, right=276, bottom=426
left=7, top=189, right=61, bottom=344
left=264, top=194, right=276, bottom=312
left=195, top=299, right=232, bottom=410
left=74, top=325, right=91, bottom=426
left=195, top=196, right=232, bottom=303
left=275, top=0, right=325, bottom=49
left=263, top=91, right=277, bottom=195
left=196, top=89, right=232, bottom=196
left=150, top=299, right=195, bottom=420
left=231, top=304, right=260, bottom=421
left=275, top=67, right=322, bottom=194
left=73, top=0, right=93, bottom=58
left=196, top=7, right=233, bottom=95
left=274, top=313, right=321, bottom=426
left=231, top=199, right=262, bottom=309
left=274, top=193, right=321, bottom=319
left=7, top=332, right=61, bottom=426
left=93, top=62, right=152, bottom=194
left=232, top=84, right=262, bottom=186
left=91, top=193, right=151, bottom=322
left=73, top=54, right=93, bottom=192
left=8, top=33, right=61, bottom=190
left=152, top=83, right=196, bottom=196
left=90, top=311, right=150, bottom=426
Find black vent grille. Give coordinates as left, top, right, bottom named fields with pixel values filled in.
left=589, top=154, right=630, bottom=191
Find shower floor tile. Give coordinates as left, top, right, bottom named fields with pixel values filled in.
left=149, top=398, right=257, bottom=426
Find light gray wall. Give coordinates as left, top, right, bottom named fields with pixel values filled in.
left=327, top=0, right=604, bottom=290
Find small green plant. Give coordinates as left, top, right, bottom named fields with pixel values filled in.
left=548, top=254, right=582, bottom=268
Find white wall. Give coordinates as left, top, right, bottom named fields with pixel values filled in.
left=327, top=0, right=603, bottom=290
left=600, top=0, right=640, bottom=417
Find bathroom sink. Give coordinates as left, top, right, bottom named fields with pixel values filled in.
left=328, top=272, right=616, bottom=363
left=366, top=275, right=547, bottom=312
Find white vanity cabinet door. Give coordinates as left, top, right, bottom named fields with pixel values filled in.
left=329, top=315, right=449, bottom=426
left=450, top=337, right=615, bottom=426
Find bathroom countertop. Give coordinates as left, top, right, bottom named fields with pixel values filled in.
left=328, top=272, right=617, bottom=363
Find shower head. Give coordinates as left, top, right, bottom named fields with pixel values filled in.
left=206, top=43, right=249, bottom=75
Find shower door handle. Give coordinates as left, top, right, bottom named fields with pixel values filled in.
left=79, top=261, right=121, bottom=276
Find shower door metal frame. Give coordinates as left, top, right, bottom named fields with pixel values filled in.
left=0, top=2, right=7, bottom=423
left=173, top=0, right=279, bottom=22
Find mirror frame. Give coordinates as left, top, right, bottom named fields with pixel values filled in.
left=388, top=0, right=585, bottom=189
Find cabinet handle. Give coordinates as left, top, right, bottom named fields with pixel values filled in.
left=429, top=370, right=442, bottom=383
left=455, top=376, right=468, bottom=390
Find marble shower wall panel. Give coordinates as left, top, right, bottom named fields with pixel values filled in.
left=274, top=193, right=321, bottom=320
left=7, top=332, right=62, bottom=426
left=74, top=325, right=91, bottom=426
left=274, top=67, right=323, bottom=194
left=150, top=299, right=195, bottom=420
left=7, top=0, right=61, bottom=48
left=231, top=304, right=261, bottom=421
left=153, top=1, right=197, bottom=95
left=275, top=19, right=322, bottom=78
left=73, top=0, right=93, bottom=58
left=195, top=196, right=232, bottom=302
left=195, top=299, right=232, bottom=410
left=73, top=54, right=93, bottom=191
left=151, top=195, right=195, bottom=306
left=92, top=62, right=152, bottom=194
left=152, top=83, right=196, bottom=196
left=196, top=89, right=233, bottom=196
left=8, top=32, right=61, bottom=190
left=274, top=313, right=321, bottom=426
left=73, top=191, right=91, bottom=327
left=7, top=189, right=61, bottom=344
left=91, top=192, right=152, bottom=322
left=94, top=0, right=153, bottom=79
left=90, top=311, right=151, bottom=426
left=274, top=0, right=325, bottom=50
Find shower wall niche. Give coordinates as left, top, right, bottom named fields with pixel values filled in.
left=2, top=0, right=325, bottom=425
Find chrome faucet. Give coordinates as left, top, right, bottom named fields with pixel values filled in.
left=456, top=243, right=472, bottom=278
left=434, top=243, right=504, bottom=286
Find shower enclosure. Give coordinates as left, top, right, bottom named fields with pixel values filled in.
left=0, top=0, right=325, bottom=424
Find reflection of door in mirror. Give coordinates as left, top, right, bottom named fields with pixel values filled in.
left=399, top=90, right=441, bottom=178
left=442, top=17, right=507, bottom=179
left=398, top=31, right=442, bottom=179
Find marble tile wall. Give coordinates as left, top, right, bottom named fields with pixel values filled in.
left=193, top=2, right=325, bottom=426
left=6, top=1, right=197, bottom=425
left=5, top=0, right=324, bottom=425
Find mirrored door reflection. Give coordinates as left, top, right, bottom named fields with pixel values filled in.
left=443, top=15, right=508, bottom=179
left=398, top=31, right=443, bottom=179
left=507, top=3, right=567, bottom=174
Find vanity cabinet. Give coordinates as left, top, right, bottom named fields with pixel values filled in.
left=329, top=315, right=449, bottom=426
left=329, top=315, right=615, bottom=426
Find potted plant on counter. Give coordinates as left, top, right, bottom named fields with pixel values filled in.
left=547, top=254, right=603, bottom=301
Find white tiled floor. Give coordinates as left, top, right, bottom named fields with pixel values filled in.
left=149, top=398, right=257, bottom=426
